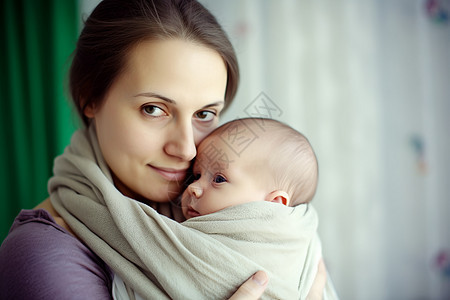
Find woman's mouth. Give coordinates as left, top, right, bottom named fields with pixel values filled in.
left=149, top=165, right=188, bottom=182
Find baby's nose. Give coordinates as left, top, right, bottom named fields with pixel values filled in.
left=189, top=184, right=203, bottom=198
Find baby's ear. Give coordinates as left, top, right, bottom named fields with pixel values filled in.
left=265, top=190, right=290, bottom=206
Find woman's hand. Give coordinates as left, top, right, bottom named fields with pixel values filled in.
left=306, top=258, right=327, bottom=300
left=228, top=271, right=269, bottom=300
left=229, top=258, right=326, bottom=300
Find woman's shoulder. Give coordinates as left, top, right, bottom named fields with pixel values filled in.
left=0, top=208, right=113, bottom=299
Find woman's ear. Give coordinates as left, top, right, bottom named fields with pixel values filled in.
left=83, top=100, right=96, bottom=119
left=265, top=190, right=290, bottom=206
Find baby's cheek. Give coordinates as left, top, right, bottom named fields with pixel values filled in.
left=180, top=191, right=188, bottom=207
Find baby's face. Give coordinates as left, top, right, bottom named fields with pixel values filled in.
left=181, top=133, right=268, bottom=219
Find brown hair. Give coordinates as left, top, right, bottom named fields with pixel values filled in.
left=70, top=0, right=239, bottom=126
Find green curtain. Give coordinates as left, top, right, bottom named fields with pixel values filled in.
left=0, top=0, right=80, bottom=240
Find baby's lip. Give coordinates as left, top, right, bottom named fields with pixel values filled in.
left=186, top=205, right=201, bottom=218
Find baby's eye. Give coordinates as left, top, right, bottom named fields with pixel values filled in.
left=187, top=172, right=200, bottom=183
left=213, top=174, right=227, bottom=184
left=185, top=172, right=200, bottom=186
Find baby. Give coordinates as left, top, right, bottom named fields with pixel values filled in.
left=182, top=117, right=318, bottom=219
left=113, top=118, right=331, bottom=300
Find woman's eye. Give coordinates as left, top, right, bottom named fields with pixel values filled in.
left=195, top=110, right=215, bottom=121
left=142, top=105, right=166, bottom=117
left=213, top=174, right=227, bottom=184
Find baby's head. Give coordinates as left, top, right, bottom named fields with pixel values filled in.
left=181, top=118, right=318, bottom=219
left=252, top=118, right=318, bottom=206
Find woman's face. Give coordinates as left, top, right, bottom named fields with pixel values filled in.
left=84, top=39, right=228, bottom=203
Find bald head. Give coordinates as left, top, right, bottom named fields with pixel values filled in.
left=209, top=118, right=318, bottom=206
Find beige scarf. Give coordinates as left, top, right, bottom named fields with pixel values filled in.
left=49, top=125, right=327, bottom=299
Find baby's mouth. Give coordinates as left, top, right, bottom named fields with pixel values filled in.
left=186, top=205, right=201, bottom=218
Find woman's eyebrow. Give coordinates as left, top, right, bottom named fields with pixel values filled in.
left=203, top=100, right=225, bottom=108
left=134, top=92, right=224, bottom=108
left=134, top=92, right=175, bottom=104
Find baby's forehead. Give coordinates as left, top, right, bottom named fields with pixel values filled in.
left=214, top=120, right=271, bottom=146
left=196, top=141, right=259, bottom=175
left=199, top=133, right=268, bottom=166
left=196, top=135, right=237, bottom=171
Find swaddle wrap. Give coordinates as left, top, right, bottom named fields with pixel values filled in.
left=49, top=125, right=332, bottom=299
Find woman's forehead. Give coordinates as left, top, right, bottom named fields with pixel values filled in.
left=121, top=39, right=227, bottom=101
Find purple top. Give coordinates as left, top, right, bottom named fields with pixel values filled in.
left=0, top=209, right=113, bottom=299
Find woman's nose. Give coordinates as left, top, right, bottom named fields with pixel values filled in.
left=164, top=120, right=197, bottom=161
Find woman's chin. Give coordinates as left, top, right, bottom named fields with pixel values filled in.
left=140, top=186, right=183, bottom=204
left=113, top=175, right=184, bottom=203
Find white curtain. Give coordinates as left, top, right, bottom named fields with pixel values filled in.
left=200, top=0, right=450, bottom=299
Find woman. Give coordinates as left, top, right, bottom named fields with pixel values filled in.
left=0, top=0, right=326, bottom=298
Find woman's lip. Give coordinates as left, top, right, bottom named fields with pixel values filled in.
left=149, top=165, right=188, bottom=181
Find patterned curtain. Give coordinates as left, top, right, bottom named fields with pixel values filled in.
left=0, top=0, right=79, bottom=240
left=201, top=0, right=450, bottom=299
